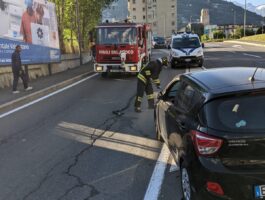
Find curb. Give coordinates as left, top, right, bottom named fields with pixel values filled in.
left=224, top=40, right=265, bottom=47
left=0, top=70, right=95, bottom=114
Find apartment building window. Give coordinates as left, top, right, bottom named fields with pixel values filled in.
left=142, top=0, right=145, bottom=3
left=133, top=8, right=136, bottom=11
left=172, top=21, right=175, bottom=26
left=133, top=0, right=136, bottom=4
left=133, top=16, right=136, bottom=20
left=143, top=15, right=146, bottom=20
left=171, top=5, right=175, bottom=8
left=143, top=7, right=145, bottom=11
left=172, top=13, right=175, bottom=17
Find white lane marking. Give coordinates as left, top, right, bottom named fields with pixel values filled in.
left=205, top=43, right=221, bottom=48
left=232, top=45, right=242, bottom=48
left=0, top=73, right=98, bottom=119
left=159, top=49, right=170, bottom=54
left=144, top=143, right=171, bottom=200
left=243, top=53, right=262, bottom=59
left=169, top=156, right=179, bottom=173
left=185, top=67, right=205, bottom=73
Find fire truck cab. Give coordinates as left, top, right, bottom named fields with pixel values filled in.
left=94, top=22, right=152, bottom=76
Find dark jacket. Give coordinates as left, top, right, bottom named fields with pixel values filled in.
left=11, top=51, right=22, bottom=72
left=91, top=45, right=96, bottom=58
left=137, top=61, right=162, bottom=86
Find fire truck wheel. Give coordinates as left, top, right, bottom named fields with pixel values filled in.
left=101, top=72, right=108, bottom=78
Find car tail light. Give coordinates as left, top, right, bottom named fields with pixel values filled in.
left=191, top=130, right=223, bottom=156
left=206, top=181, right=224, bottom=196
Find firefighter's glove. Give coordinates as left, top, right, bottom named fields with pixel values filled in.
left=156, top=85, right=161, bottom=89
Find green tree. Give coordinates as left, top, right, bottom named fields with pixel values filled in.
left=50, top=0, right=116, bottom=53
left=201, top=34, right=209, bottom=42
left=213, top=30, right=225, bottom=39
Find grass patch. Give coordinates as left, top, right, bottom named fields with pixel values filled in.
left=240, top=34, right=265, bottom=42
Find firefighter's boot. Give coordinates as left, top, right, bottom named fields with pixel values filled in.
left=134, top=107, right=141, bottom=113
left=134, top=96, right=142, bottom=113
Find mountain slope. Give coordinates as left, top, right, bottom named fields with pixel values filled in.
left=177, top=0, right=264, bottom=29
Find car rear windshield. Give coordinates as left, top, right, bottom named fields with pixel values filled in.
left=154, top=37, right=165, bottom=42
left=172, top=37, right=200, bottom=49
left=205, top=94, right=265, bottom=133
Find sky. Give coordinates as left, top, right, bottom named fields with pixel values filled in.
left=234, top=0, right=265, bottom=6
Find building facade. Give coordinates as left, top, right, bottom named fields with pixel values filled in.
left=200, top=9, right=210, bottom=25
left=102, top=0, right=128, bottom=22
left=102, top=0, right=177, bottom=38
left=155, top=0, right=177, bottom=37
left=128, top=0, right=157, bottom=24
left=128, top=0, right=176, bottom=38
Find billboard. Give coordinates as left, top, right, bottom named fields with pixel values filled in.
left=0, top=0, right=60, bottom=66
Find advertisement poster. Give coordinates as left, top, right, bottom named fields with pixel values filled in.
left=0, top=0, right=61, bottom=66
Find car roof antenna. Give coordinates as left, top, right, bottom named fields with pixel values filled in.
left=249, top=67, right=259, bottom=82
left=249, top=61, right=264, bottom=82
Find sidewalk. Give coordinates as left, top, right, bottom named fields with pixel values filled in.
left=0, top=61, right=95, bottom=113
left=224, top=40, right=265, bottom=47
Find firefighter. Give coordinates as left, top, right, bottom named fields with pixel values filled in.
left=134, top=57, right=168, bottom=113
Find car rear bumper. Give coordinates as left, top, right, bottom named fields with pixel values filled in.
left=190, top=157, right=265, bottom=200
left=171, top=56, right=203, bottom=67
left=154, top=44, right=167, bottom=48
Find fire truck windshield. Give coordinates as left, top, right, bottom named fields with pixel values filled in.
left=97, top=27, right=137, bottom=45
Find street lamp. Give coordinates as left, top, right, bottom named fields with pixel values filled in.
left=244, top=0, right=247, bottom=37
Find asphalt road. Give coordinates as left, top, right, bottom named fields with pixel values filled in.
left=0, top=42, right=264, bottom=200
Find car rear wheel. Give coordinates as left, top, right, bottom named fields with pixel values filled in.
left=181, top=163, right=196, bottom=200
left=101, top=72, right=108, bottom=78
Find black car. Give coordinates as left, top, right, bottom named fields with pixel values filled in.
left=153, top=36, right=167, bottom=49
left=155, top=67, right=265, bottom=200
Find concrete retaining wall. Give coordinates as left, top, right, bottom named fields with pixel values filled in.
left=0, top=52, right=92, bottom=88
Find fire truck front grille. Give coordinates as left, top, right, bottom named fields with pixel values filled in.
left=103, top=56, right=121, bottom=62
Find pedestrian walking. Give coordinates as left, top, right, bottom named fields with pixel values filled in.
left=134, top=57, right=168, bottom=112
left=11, top=45, right=32, bottom=93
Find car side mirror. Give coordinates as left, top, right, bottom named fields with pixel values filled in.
left=201, top=43, right=205, bottom=48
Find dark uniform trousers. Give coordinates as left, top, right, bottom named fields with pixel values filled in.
left=13, top=69, right=28, bottom=91
left=135, top=77, right=154, bottom=108
left=134, top=64, right=161, bottom=108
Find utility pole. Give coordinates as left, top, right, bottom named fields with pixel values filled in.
left=75, top=0, right=82, bottom=65
left=244, top=0, right=247, bottom=37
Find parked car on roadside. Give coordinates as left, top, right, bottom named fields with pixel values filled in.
left=155, top=67, right=265, bottom=200
left=152, top=36, right=167, bottom=49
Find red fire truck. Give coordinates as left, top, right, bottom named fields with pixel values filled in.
left=94, top=22, right=152, bottom=77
